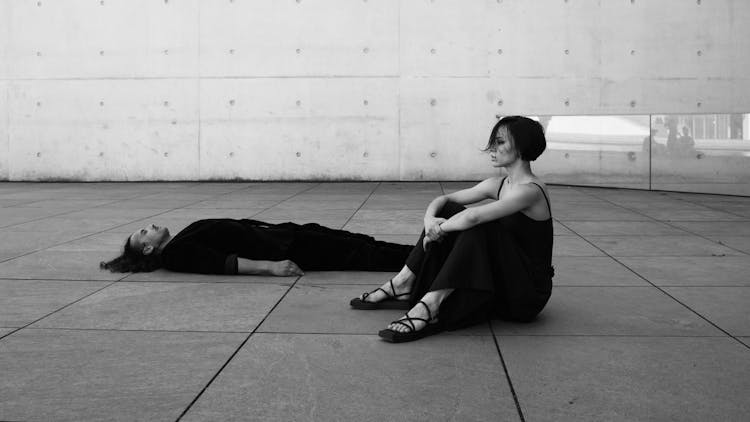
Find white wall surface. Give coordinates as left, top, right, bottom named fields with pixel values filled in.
left=1, top=0, right=749, bottom=181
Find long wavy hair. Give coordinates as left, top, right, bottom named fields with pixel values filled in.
left=100, top=236, right=163, bottom=273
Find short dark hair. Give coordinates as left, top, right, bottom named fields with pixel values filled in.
left=484, top=115, right=547, bottom=161
left=99, top=236, right=163, bottom=273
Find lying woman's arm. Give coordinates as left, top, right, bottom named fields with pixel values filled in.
left=238, top=258, right=303, bottom=276
left=439, top=183, right=541, bottom=233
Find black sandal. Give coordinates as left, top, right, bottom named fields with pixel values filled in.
left=378, top=300, right=444, bottom=343
left=349, top=279, right=411, bottom=310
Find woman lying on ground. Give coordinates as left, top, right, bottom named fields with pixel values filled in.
left=350, top=115, right=554, bottom=343
left=101, top=219, right=411, bottom=275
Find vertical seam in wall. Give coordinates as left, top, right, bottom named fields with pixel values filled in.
left=397, top=0, right=402, bottom=181
left=649, top=114, right=652, bottom=190
left=4, top=81, right=9, bottom=181
left=196, top=2, right=202, bottom=180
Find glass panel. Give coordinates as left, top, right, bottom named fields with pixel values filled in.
left=651, top=113, right=750, bottom=195
left=534, top=115, right=650, bottom=189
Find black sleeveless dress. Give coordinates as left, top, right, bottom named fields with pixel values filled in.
left=404, top=178, right=554, bottom=330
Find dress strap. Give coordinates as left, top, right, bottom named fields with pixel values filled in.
left=530, top=182, right=552, bottom=217
left=497, top=177, right=507, bottom=199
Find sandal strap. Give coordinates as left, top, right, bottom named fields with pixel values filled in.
left=417, top=300, right=434, bottom=322
left=361, top=279, right=410, bottom=303
left=391, top=316, right=430, bottom=333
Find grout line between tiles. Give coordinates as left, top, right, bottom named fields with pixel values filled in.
left=0, top=280, right=118, bottom=341
left=174, top=274, right=303, bottom=422
left=586, top=195, right=750, bottom=256
left=556, top=219, right=750, bottom=351
left=490, top=321, right=526, bottom=422
left=339, top=182, right=381, bottom=229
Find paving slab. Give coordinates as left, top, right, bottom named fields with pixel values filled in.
left=492, top=286, right=722, bottom=336
left=122, top=269, right=294, bottom=284
left=182, top=333, right=519, bottom=422
left=16, top=199, right=120, bottom=209
left=552, top=221, right=575, bottom=235
left=586, top=235, right=740, bottom=256
left=48, top=231, right=131, bottom=252
left=553, top=236, right=605, bottom=256
left=498, top=336, right=750, bottom=422
left=297, top=271, right=400, bottom=286
left=252, top=208, right=355, bottom=224
left=663, top=287, right=750, bottom=336
left=562, top=220, right=687, bottom=236
left=551, top=257, right=649, bottom=286
left=373, top=181, right=443, bottom=194
left=553, top=204, right=650, bottom=221
left=0, top=280, right=109, bottom=327
left=259, top=284, right=491, bottom=336
left=33, top=282, right=289, bottom=332
left=344, top=217, right=423, bottom=235
left=186, top=198, right=281, bottom=209
left=670, top=221, right=750, bottom=238
left=361, top=195, right=440, bottom=210
left=0, top=230, right=89, bottom=261
left=0, top=250, right=124, bottom=281
left=619, top=256, right=750, bottom=286
left=0, top=207, right=74, bottom=228
left=0, top=329, right=245, bottom=422
left=634, top=208, right=745, bottom=221
left=714, top=236, right=750, bottom=254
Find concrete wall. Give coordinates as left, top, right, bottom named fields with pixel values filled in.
left=1, top=0, right=749, bottom=181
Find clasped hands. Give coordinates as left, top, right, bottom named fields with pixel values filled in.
left=423, top=216, right=447, bottom=249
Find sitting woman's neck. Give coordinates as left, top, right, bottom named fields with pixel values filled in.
left=504, top=160, right=534, bottom=185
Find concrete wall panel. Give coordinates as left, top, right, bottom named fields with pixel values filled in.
left=199, top=78, right=399, bottom=180
left=8, top=0, right=199, bottom=79
left=199, top=0, right=398, bottom=77
left=399, top=77, right=495, bottom=180
left=400, top=0, right=489, bottom=77
left=490, top=0, right=600, bottom=79
left=2, top=0, right=749, bottom=183
left=489, top=77, right=602, bottom=116
left=599, top=0, right=733, bottom=80
left=8, top=79, right=199, bottom=180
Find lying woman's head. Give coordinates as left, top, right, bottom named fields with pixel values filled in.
left=484, top=115, right=546, bottom=161
left=99, top=224, right=169, bottom=273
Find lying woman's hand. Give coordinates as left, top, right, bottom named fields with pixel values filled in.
left=270, top=260, right=304, bottom=276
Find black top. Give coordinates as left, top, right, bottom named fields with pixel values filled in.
left=160, top=219, right=297, bottom=275
left=496, top=178, right=554, bottom=276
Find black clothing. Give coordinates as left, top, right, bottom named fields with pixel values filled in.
left=404, top=180, right=554, bottom=330
left=161, top=219, right=411, bottom=275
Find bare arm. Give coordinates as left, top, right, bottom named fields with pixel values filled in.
left=237, top=258, right=303, bottom=276
left=439, top=183, right=541, bottom=233
left=424, top=177, right=502, bottom=239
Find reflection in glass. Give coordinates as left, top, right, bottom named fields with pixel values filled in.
left=651, top=113, right=750, bottom=195
left=534, top=115, right=650, bottom=189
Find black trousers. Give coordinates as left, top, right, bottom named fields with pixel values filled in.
left=404, top=202, right=552, bottom=330
left=287, top=223, right=412, bottom=271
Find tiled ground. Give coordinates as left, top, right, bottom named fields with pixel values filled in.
left=0, top=182, right=748, bottom=421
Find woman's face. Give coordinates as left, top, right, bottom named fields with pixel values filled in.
left=489, top=126, right=518, bottom=167
left=130, top=224, right=170, bottom=254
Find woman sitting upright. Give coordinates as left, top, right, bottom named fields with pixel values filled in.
left=351, top=115, right=554, bottom=343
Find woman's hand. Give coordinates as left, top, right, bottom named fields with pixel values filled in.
left=424, top=216, right=446, bottom=240
left=269, top=260, right=304, bottom=276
